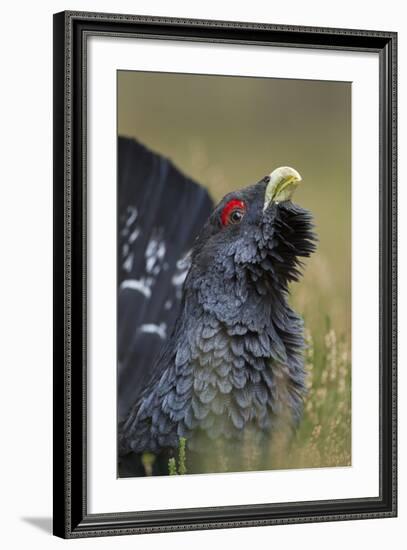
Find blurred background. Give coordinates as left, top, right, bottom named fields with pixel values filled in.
left=118, top=71, right=351, bottom=471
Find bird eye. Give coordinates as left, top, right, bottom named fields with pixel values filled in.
left=221, top=199, right=246, bottom=226
left=229, top=209, right=244, bottom=223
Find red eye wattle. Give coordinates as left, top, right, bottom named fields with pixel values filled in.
left=221, top=199, right=246, bottom=226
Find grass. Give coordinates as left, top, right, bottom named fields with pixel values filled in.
left=270, top=322, right=351, bottom=470
left=168, top=437, right=188, bottom=475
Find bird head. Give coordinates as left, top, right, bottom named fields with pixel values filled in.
left=184, top=167, right=317, bottom=327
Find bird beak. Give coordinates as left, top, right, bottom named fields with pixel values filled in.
left=263, top=166, right=302, bottom=211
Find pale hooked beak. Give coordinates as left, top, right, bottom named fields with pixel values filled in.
left=263, top=166, right=302, bottom=211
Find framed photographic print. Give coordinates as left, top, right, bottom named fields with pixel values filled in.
left=53, top=11, right=397, bottom=538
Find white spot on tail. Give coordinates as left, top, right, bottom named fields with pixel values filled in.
left=138, top=323, right=167, bottom=340
left=129, top=228, right=140, bottom=243
left=125, top=206, right=138, bottom=226
left=120, top=278, right=152, bottom=299
left=145, top=233, right=166, bottom=274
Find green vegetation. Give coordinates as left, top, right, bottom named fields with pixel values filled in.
left=168, top=437, right=188, bottom=475
left=270, top=323, right=351, bottom=470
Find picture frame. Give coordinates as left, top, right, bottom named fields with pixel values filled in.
left=53, top=10, right=397, bottom=538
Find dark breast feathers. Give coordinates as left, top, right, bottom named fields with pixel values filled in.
left=120, top=189, right=317, bottom=459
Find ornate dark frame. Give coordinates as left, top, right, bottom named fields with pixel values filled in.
left=53, top=10, right=397, bottom=539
